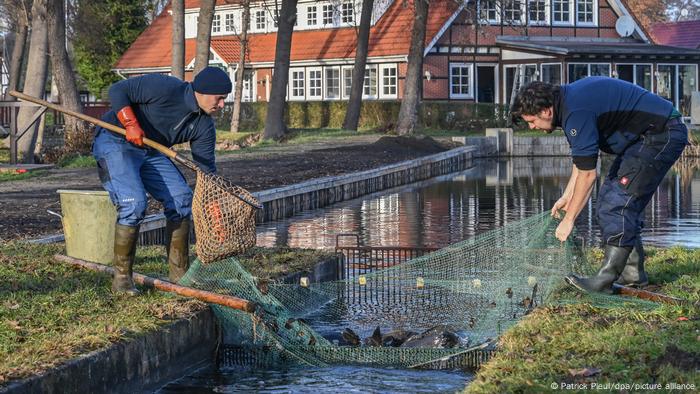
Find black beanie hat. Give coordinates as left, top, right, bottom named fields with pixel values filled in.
left=192, top=66, right=232, bottom=95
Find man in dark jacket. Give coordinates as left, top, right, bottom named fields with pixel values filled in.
left=510, top=77, right=687, bottom=294
left=93, top=67, right=232, bottom=295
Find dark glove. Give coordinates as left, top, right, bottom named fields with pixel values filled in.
left=116, top=106, right=145, bottom=147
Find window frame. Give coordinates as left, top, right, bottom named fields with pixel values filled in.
left=575, top=0, right=597, bottom=26
left=449, top=62, right=475, bottom=99
left=540, top=63, right=562, bottom=85
left=254, top=9, right=267, bottom=31
left=212, top=13, right=221, bottom=33
left=567, top=62, right=610, bottom=82
left=307, top=67, right=323, bottom=100
left=527, top=0, right=549, bottom=25
left=480, top=0, right=500, bottom=24
left=324, top=66, right=341, bottom=100
left=289, top=68, right=306, bottom=101
left=341, top=2, right=354, bottom=24
left=379, top=64, right=398, bottom=99
left=614, top=63, right=653, bottom=91
left=363, top=65, right=378, bottom=99
left=552, top=0, right=573, bottom=26
left=307, top=5, right=318, bottom=26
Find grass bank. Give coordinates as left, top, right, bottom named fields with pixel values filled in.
left=466, top=246, right=700, bottom=393
left=0, top=241, right=336, bottom=386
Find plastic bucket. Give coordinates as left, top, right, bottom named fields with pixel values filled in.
left=57, top=190, right=116, bottom=264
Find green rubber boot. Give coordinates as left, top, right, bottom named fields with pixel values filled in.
left=566, top=244, right=631, bottom=294
left=614, top=241, right=649, bottom=287
left=166, top=219, right=191, bottom=283
left=112, top=224, right=140, bottom=296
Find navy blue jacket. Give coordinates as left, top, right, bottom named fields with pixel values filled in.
left=100, top=74, right=217, bottom=173
left=553, top=77, right=674, bottom=170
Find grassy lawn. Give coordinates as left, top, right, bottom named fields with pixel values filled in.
left=0, top=241, right=336, bottom=386
left=0, top=170, right=47, bottom=182
left=466, top=246, right=700, bottom=393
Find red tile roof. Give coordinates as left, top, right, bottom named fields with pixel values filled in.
left=115, top=0, right=459, bottom=70
left=650, top=20, right=700, bottom=49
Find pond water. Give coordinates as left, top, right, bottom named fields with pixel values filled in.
left=256, top=157, right=700, bottom=250
left=161, top=157, right=700, bottom=393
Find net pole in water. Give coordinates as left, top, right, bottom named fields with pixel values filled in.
left=54, top=254, right=256, bottom=313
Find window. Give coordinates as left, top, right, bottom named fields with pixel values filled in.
left=504, top=0, right=522, bottom=23
left=225, top=13, right=237, bottom=33
left=380, top=64, right=397, bottom=98
left=615, top=64, right=652, bottom=91
left=480, top=0, right=498, bottom=22
left=450, top=63, right=473, bottom=99
left=577, top=0, right=594, bottom=24
left=322, top=4, right=335, bottom=25
left=289, top=69, right=305, bottom=100
left=341, top=2, right=354, bottom=23
left=553, top=0, right=571, bottom=24
left=541, top=63, right=562, bottom=85
left=307, top=68, right=322, bottom=99
left=657, top=64, right=699, bottom=115
left=568, top=63, right=609, bottom=82
left=325, top=67, right=340, bottom=99
left=255, top=10, right=266, bottom=30
left=364, top=66, right=378, bottom=98
left=212, top=14, right=221, bottom=33
left=343, top=67, right=353, bottom=98
left=235, top=70, right=255, bottom=102
left=528, top=0, right=547, bottom=24
left=307, top=5, right=317, bottom=25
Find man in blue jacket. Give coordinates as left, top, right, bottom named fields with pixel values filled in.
left=510, top=77, right=687, bottom=294
left=93, top=67, right=232, bottom=295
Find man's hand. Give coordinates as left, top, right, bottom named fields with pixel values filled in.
left=116, top=106, right=145, bottom=147
left=555, top=218, right=574, bottom=242
left=551, top=197, right=569, bottom=219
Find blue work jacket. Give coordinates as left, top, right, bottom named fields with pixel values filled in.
left=99, top=74, right=217, bottom=173
left=553, top=77, right=675, bottom=170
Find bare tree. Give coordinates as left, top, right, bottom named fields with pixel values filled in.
left=263, top=0, right=297, bottom=140
left=230, top=0, right=251, bottom=133
left=145, top=0, right=170, bottom=22
left=47, top=0, right=89, bottom=155
left=16, top=0, right=48, bottom=163
left=396, top=0, right=429, bottom=135
left=193, top=0, right=216, bottom=75
left=171, top=0, right=185, bottom=79
left=342, top=0, right=373, bottom=131
left=3, top=0, right=30, bottom=100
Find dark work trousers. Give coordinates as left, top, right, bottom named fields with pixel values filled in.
left=92, top=128, right=193, bottom=227
left=597, top=118, right=688, bottom=247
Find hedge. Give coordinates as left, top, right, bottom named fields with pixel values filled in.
left=214, top=101, right=510, bottom=132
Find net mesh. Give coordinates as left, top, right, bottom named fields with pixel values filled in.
left=191, top=170, right=260, bottom=263
left=181, top=212, right=657, bottom=369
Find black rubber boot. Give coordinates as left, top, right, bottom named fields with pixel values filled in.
left=567, top=244, right=631, bottom=294
left=614, top=241, right=649, bottom=287
left=166, top=219, right=191, bottom=282
left=112, top=224, right=140, bottom=296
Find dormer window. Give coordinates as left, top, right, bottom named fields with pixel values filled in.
left=322, top=4, right=335, bottom=25
left=255, top=10, right=266, bottom=30
left=341, top=2, right=354, bottom=24
left=212, top=14, right=221, bottom=33
left=307, top=5, right=317, bottom=26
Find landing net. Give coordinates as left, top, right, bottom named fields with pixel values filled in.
left=179, top=212, right=650, bottom=369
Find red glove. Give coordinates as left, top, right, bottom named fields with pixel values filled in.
left=116, top=106, right=145, bottom=147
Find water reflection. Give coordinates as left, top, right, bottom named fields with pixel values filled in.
left=158, top=364, right=470, bottom=393
left=257, top=157, right=700, bottom=250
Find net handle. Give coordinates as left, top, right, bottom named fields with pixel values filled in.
left=9, top=90, right=199, bottom=172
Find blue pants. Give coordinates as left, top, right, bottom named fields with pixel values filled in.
left=92, top=128, right=193, bottom=226
left=597, top=119, right=688, bottom=247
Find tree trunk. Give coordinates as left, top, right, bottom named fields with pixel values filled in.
left=193, top=0, right=215, bottom=76
left=4, top=14, right=28, bottom=100
left=171, top=0, right=185, bottom=79
left=263, top=0, right=297, bottom=141
left=342, top=0, right=373, bottom=131
left=47, top=0, right=90, bottom=156
left=230, top=0, right=251, bottom=133
left=396, top=0, right=429, bottom=136
left=16, top=0, right=49, bottom=163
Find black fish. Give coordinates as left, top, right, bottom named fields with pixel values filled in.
left=308, top=335, right=316, bottom=346
left=341, top=328, right=361, bottom=347
left=285, top=318, right=295, bottom=330
left=363, top=326, right=382, bottom=347
left=401, top=325, right=459, bottom=349
left=382, top=329, right=416, bottom=347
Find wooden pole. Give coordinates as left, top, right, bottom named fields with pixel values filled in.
left=611, top=283, right=688, bottom=306
left=54, top=254, right=257, bottom=313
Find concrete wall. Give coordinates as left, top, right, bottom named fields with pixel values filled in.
left=1, top=309, right=217, bottom=394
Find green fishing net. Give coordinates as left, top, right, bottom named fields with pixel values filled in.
left=179, top=212, right=657, bottom=370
